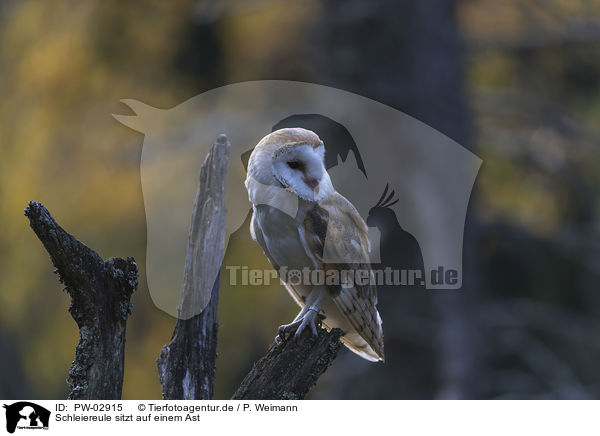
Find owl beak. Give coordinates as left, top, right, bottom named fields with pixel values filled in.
left=304, top=177, right=319, bottom=193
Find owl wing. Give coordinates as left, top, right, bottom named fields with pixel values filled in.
left=301, top=192, right=384, bottom=361
left=250, top=210, right=279, bottom=270
left=250, top=208, right=307, bottom=308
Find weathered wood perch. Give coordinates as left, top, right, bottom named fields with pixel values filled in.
left=157, top=134, right=230, bottom=400
left=25, top=201, right=137, bottom=399
left=156, top=276, right=220, bottom=400
left=232, top=328, right=344, bottom=400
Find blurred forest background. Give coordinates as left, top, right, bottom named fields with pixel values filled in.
left=2, top=0, right=600, bottom=399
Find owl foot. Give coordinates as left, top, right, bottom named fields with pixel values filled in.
left=294, top=307, right=321, bottom=338
left=276, top=319, right=303, bottom=343
left=276, top=307, right=322, bottom=343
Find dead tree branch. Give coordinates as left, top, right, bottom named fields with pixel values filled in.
left=25, top=201, right=138, bottom=399
left=157, top=134, right=230, bottom=400
left=232, top=328, right=344, bottom=400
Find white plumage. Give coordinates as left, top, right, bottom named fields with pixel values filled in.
left=245, top=127, right=384, bottom=362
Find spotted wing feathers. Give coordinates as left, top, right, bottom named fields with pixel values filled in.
left=302, top=192, right=384, bottom=361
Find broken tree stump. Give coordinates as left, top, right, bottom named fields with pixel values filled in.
left=156, top=134, right=230, bottom=400
left=25, top=201, right=138, bottom=399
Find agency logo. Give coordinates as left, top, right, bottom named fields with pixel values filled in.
left=3, top=402, right=50, bottom=433
left=113, top=80, right=481, bottom=319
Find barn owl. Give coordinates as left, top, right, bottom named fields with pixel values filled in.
left=245, top=128, right=384, bottom=362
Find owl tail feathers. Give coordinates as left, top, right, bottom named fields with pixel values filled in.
left=330, top=293, right=385, bottom=362
left=323, top=315, right=385, bottom=362
left=339, top=331, right=385, bottom=362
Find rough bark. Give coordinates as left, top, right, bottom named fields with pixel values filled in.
left=24, top=201, right=138, bottom=400
left=156, top=134, right=230, bottom=400
left=157, top=276, right=220, bottom=400
left=232, top=328, right=344, bottom=400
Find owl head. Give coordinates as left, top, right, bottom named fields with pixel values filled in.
left=247, top=128, right=335, bottom=202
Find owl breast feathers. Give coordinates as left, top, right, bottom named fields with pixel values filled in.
left=246, top=127, right=384, bottom=362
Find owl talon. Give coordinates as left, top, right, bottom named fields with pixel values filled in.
left=277, top=306, right=322, bottom=343
left=294, top=307, right=320, bottom=338
left=277, top=319, right=303, bottom=343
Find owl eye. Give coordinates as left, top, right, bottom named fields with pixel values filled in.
left=287, top=161, right=301, bottom=169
